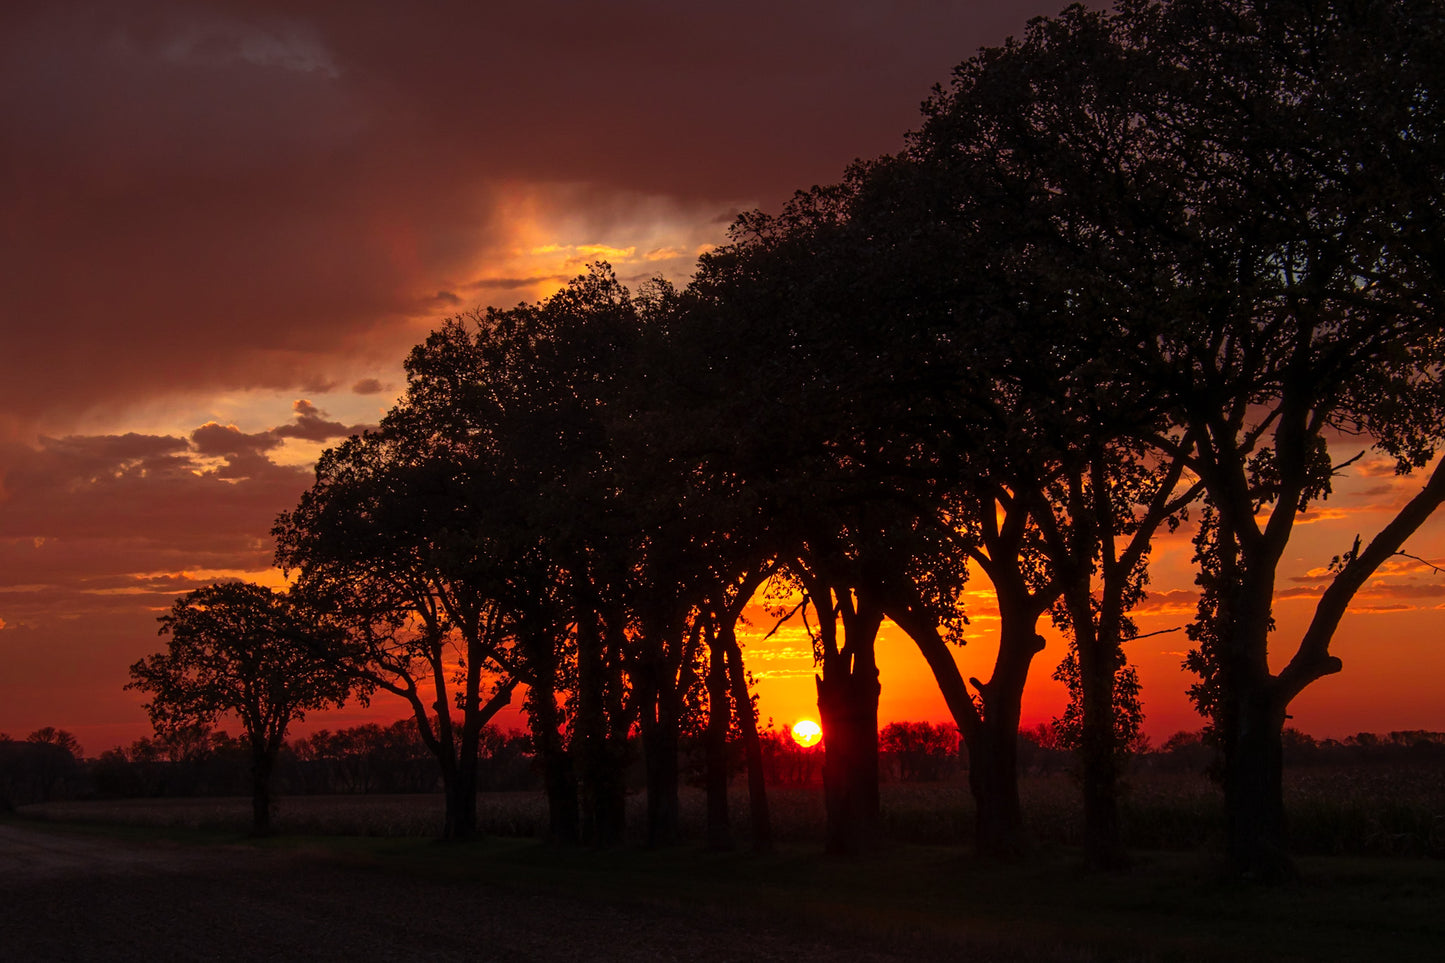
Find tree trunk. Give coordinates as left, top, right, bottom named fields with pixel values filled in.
left=575, top=600, right=610, bottom=846
left=578, top=611, right=629, bottom=848
left=641, top=676, right=682, bottom=848
left=543, top=748, right=580, bottom=844
left=704, top=633, right=733, bottom=851
left=526, top=666, right=579, bottom=845
left=1077, top=618, right=1127, bottom=871
left=450, top=755, right=478, bottom=841
left=816, top=642, right=881, bottom=856
left=968, top=612, right=1044, bottom=859
left=725, top=632, right=771, bottom=852
left=965, top=720, right=1024, bottom=858
left=1079, top=732, right=1124, bottom=870
left=1216, top=548, right=1296, bottom=881
left=1222, top=686, right=1292, bottom=881
left=249, top=747, right=274, bottom=835
left=437, top=752, right=463, bottom=840
left=878, top=574, right=1032, bottom=859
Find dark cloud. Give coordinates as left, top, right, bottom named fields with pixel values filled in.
left=1, top=0, right=1052, bottom=429
left=464, top=275, right=573, bottom=294
left=1132, top=589, right=1198, bottom=615
left=0, top=429, right=305, bottom=550
left=21, top=433, right=193, bottom=478
left=270, top=399, right=355, bottom=442
left=1361, top=582, right=1445, bottom=599
left=351, top=378, right=389, bottom=395
left=190, top=422, right=281, bottom=458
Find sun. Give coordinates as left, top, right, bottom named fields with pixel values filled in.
left=791, top=719, right=822, bottom=747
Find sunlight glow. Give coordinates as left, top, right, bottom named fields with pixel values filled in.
left=791, top=719, right=822, bottom=747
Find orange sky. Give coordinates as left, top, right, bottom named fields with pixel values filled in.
left=733, top=458, right=1445, bottom=746
left=3, top=1, right=1443, bottom=756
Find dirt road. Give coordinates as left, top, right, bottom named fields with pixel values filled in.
left=0, top=824, right=938, bottom=962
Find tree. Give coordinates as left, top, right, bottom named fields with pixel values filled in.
left=678, top=200, right=880, bottom=854
left=275, top=420, right=522, bottom=840
left=281, top=265, right=684, bottom=846
left=905, top=0, right=1445, bottom=877
left=1133, top=0, right=1445, bottom=880
left=127, top=581, right=357, bottom=832
left=0, top=730, right=81, bottom=806
left=26, top=726, right=82, bottom=758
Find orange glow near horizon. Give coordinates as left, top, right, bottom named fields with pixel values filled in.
left=16, top=446, right=1445, bottom=759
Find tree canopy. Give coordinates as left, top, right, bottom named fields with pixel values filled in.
left=244, top=0, right=1445, bottom=875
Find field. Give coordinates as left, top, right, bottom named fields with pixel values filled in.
left=6, top=788, right=1445, bottom=962
left=21, top=765, right=1445, bottom=858
left=8, top=765, right=1445, bottom=961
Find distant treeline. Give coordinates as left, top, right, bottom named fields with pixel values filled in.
left=9, top=723, right=1445, bottom=810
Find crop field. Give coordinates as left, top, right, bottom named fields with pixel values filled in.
left=21, top=763, right=1445, bottom=859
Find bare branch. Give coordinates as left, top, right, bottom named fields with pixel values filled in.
left=1395, top=550, right=1445, bottom=576
left=762, top=597, right=808, bottom=641
left=1130, top=625, right=1182, bottom=640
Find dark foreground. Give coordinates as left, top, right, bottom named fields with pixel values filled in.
left=0, top=823, right=924, bottom=963
left=3, top=818, right=1443, bottom=963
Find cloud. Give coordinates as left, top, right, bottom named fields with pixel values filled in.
left=461, top=274, right=573, bottom=295
left=0, top=0, right=1055, bottom=434
left=1362, top=581, right=1445, bottom=599
left=744, top=645, right=816, bottom=662
left=351, top=378, right=389, bottom=395
left=1133, top=589, right=1198, bottom=616
left=1355, top=457, right=1409, bottom=478
left=0, top=423, right=307, bottom=592
left=751, top=668, right=820, bottom=680
left=191, top=422, right=282, bottom=458
left=1348, top=602, right=1414, bottom=613
left=270, top=399, right=364, bottom=442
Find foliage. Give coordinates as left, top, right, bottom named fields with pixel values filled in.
left=1049, top=647, right=1145, bottom=760
left=128, top=582, right=354, bottom=742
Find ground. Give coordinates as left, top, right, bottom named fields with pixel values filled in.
left=0, top=823, right=952, bottom=962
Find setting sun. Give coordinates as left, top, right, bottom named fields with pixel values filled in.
left=791, top=719, right=822, bottom=747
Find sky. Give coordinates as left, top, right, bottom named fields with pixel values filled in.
left=3, top=0, right=1443, bottom=756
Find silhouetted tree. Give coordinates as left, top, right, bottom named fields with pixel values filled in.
left=275, top=420, right=521, bottom=840
left=1138, top=0, right=1445, bottom=880
left=457, top=265, right=649, bottom=847
left=0, top=731, right=80, bottom=805
left=26, top=727, right=82, bottom=758
left=682, top=187, right=941, bottom=855
left=127, top=581, right=356, bottom=832
left=906, top=0, right=1445, bottom=878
